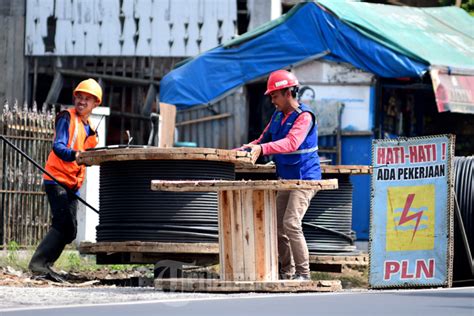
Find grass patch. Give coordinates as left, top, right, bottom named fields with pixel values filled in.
left=0, top=242, right=152, bottom=275
left=0, top=242, right=32, bottom=272
left=311, top=265, right=369, bottom=289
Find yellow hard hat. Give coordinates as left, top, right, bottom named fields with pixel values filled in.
left=73, top=78, right=103, bottom=105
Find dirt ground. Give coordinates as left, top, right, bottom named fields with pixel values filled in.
left=0, top=261, right=368, bottom=291
left=0, top=249, right=369, bottom=310
left=0, top=248, right=368, bottom=289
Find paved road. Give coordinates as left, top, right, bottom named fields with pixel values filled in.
left=2, top=287, right=473, bottom=316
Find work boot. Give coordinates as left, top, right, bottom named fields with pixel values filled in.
left=47, top=239, right=67, bottom=269
left=28, top=229, right=67, bottom=283
left=292, top=274, right=311, bottom=281
left=279, top=273, right=293, bottom=280
left=31, top=270, right=66, bottom=283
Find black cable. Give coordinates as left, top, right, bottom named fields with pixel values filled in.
left=236, top=171, right=357, bottom=254
left=453, top=156, right=474, bottom=280
left=0, top=135, right=99, bottom=214
left=303, top=174, right=357, bottom=253
left=96, top=159, right=235, bottom=242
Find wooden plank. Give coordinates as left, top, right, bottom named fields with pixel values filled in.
left=158, top=102, right=176, bottom=148
left=77, top=147, right=256, bottom=166
left=217, top=191, right=226, bottom=275
left=151, top=179, right=339, bottom=192
left=253, top=190, right=266, bottom=281
left=236, top=164, right=372, bottom=175
left=241, top=189, right=256, bottom=281
left=265, top=190, right=279, bottom=281
left=219, top=190, right=234, bottom=281
left=79, top=241, right=219, bottom=254
left=309, top=254, right=369, bottom=266
left=231, top=190, right=245, bottom=281
left=155, top=278, right=342, bottom=293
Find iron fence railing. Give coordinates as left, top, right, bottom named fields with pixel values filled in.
left=0, top=102, right=54, bottom=246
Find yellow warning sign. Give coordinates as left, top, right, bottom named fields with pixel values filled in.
left=386, top=185, right=435, bottom=251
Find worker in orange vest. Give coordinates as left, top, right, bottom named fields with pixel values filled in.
left=29, top=79, right=102, bottom=282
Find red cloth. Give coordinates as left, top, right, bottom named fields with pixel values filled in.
left=251, top=111, right=312, bottom=155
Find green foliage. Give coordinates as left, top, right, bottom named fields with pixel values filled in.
left=65, top=252, right=82, bottom=271
left=6, top=241, right=20, bottom=263
left=461, top=0, right=474, bottom=15
left=0, top=241, right=31, bottom=271
left=439, top=0, right=474, bottom=15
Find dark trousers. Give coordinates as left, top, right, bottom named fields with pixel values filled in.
left=44, top=184, right=78, bottom=244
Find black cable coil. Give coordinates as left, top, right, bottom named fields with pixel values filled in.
left=236, top=171, right=356, bottom=254
left=453, top=156, right=474, bottom=281
left=96, top=160, right=235, bottom=242
left=303, top=174, right=357, bottom=254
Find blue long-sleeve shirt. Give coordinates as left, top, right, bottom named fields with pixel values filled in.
left=44, top=111, right=93, bottom=188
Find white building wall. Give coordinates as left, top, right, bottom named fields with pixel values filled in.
left=25, top=0, right=237, bottom=56
left=293, top=59, right=375, bottom=132
left=247, top=0, right=282, bottom=32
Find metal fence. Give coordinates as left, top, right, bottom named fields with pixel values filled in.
left=0, top=102, right=54, bottom=246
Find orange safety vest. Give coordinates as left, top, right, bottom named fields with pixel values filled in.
left=44, top=108, right=98, bottom=190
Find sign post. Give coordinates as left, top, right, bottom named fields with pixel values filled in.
left=369, top=134, right=455, bottom=288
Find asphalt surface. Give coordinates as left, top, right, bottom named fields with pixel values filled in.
left=1, top=287, right=473, bottom=316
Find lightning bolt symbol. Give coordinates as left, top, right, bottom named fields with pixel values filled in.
left=398, top=193, right=423, bottom=241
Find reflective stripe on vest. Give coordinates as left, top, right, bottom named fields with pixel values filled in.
left=70, top=116, right=80, bottom=149
left=280, top=146, right=319, bottom=155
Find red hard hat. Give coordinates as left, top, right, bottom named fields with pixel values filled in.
left=264, top=70, right=299, bottom=95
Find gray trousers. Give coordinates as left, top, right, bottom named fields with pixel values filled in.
left=276, top=189, right=317, bottom=277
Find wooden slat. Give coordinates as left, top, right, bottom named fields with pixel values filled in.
left=236, top=164, right=373, bottom=175
left=219, top=190, right=234, bottom=281
left=218, top=191, right=226, bottom=275
left=309, top=254, right=369, bottom=266
left=79, top=241, right=219, bottom=254
left=77, top=147, right=256, bottom=166
left=155, top=278, right=343, bottom=293
left=231, top=190, right=245, bottom=281
left=253, top=190, right=266, bottom=281
left=151, top=179, right=339, bottom=192
left=241, top=189, right=256, bottom=281
left=158, top=102, right=176, bottom=148
left=265, top=190, right=279, bottom=281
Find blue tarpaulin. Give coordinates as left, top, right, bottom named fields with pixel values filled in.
left=160, top=2, right=428, bottom=108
